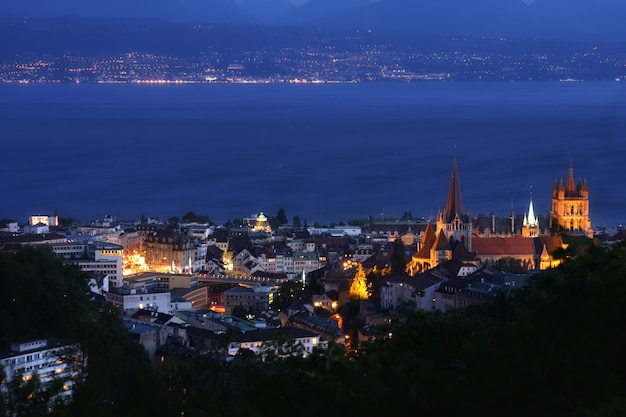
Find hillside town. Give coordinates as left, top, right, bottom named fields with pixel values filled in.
left=1, top=158, right=624, bottom=409
left=2, top=19, right=626, bottom=84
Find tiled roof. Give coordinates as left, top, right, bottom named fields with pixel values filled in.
left=188, top=326, right=318, bottom=343
left=415, top=221, right=436, bottom=258
left=472, top=236, right=535, bottom=256
left=0, top=232, right=67, bottom=244
left=385, top=272, right=442, bottom=290
left=534, top=235, right=565, bottom=255
left=433, top=230, right=451, bottom=251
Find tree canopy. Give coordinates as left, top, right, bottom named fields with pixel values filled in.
left=0, top=246, right=166, bottom=416
left=390, top=238, right=407, bottom=275
left=4, top=241, right=626, bottom=416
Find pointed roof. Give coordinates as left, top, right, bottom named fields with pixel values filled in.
left=565, top=162, right=576, bottom=196
left=525, top=190, right=538, bottom=227
left=433, top=230, right=451, bottom=251
left=422, top=221, right=436, bottom=244
left=415, top=221, right=437, bottom=258
left=444, top=155, right=465, bottom=223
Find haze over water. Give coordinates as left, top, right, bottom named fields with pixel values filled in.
left=1, top=81, right=624, bottom=228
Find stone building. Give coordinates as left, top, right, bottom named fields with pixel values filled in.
left=551, top=163, right=593, bottom=238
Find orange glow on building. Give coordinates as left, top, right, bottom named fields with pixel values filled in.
left=210, top=305, right=226, bottom=314
left=123, top=250, right=150, bottom=275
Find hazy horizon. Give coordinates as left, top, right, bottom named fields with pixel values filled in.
left=3, top=0, right=626, bottom=42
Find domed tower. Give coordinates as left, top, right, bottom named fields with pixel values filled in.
left=551, top=163, right=592, bottom=238
left=253, top=212, right=272, bottom=233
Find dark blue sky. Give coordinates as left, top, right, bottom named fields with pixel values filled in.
left=3, top=0, right=626, bottom=41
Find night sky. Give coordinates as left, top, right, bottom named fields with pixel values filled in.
left=3, top=0, right=626, bottom=41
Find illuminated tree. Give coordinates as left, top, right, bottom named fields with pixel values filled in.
left=349, top=263, right=371, bottom=301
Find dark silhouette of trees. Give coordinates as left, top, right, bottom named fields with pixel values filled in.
left=494, top=256, right=526, bottom=273
left=0, top=245, right=93, bottom=346
left=390, top=238, right=407, bottom=275
left=275, top=208, right=288, bottom=225
left=4, top=241, right=626, bottom=416
left=232, top=305, right=247, bottom=319
left=0, top=246, right=167, bottom=417
left=292, top=215, right=301, bottom=228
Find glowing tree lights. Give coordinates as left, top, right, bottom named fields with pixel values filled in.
left=349, top=262, right=371, bottom=301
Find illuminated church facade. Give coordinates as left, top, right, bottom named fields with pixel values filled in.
left=406, top=159, right=577, bottom=275
left=406, top=157, right=472, bottom=275
left=551, top=163, right=593, bottom=239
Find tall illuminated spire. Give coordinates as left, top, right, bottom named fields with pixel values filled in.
left=522, top=186, right=540, bottom=237
left=524, top=187, right=538, bottom=227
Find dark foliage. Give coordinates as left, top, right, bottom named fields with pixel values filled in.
left=0, top=246, right=94, bottom=346
left=0, top=246, right=167, bottom=416
left=4, top=242, right=626, bottom=416
left=390, top=238, right=407, bottom=275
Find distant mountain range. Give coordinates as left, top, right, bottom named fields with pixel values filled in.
left=3, top=0, right=626, bottom=41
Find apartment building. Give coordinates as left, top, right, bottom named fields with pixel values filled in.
left=0, top=338, right=86, bottom=405
left=50, top=241, right=124, bottom=288
left=223, top=285, right=276, bottom=316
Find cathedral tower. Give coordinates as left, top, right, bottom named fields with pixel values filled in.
left=551, top=163, right=592, bottom=238
left=436, top=155, right=472, bottom=251
left=406, top=155, right=472, bottom=276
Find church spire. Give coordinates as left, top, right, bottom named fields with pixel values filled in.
left=444, top=152, right=465, bottom=223
left=525, top=187, right=538, bottom=227
left=522, top=187, right=539, bottom=237
left=565, top=161, right=576, bottom=196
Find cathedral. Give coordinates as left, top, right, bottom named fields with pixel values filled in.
left=406, top=157, right=472, bottom=275
left=405, top=158, right=578, bottom=275
left=551, top=163, right=593, bottom=238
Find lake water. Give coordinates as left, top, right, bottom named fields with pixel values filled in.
left=0, top=81, right=625, bottom=228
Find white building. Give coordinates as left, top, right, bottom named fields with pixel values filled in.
left=286, top=239, right=315, bottom=253
left=223, top=285, right=276, bottom=316
left=0, top=338, right=86, bottom=405
left=191, top=241, right=209, bottom=272
left=307, top=226, right=362, bottom=237
left=292, top=251, right=321, bottom=275
left=353, top=242, right=374, bottom=263
left=106, top=290, right=172, bottom=314
left=0, top=219, right=19, bottom=233
left=380, top=273, right=444, bottom=311
left=225, top=327, right=321, bottom=358
left=187, top=326, right=323, bottom=359
left=29, top=214, right=59, bottom=227
left=50, top=242, right=124, bottom=288
left=122, top=317, right=175, bottom=357
left=23, top=223, right=50, bottom=234
left=182, top=223, right=214, bottom=240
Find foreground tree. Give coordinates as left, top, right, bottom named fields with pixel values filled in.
left=0, top=246, right=168, bottom=417
left=390, top=238, right=407, bottom=275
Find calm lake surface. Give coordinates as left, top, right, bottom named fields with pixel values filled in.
left=1, top=81, right=625, bottom=228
